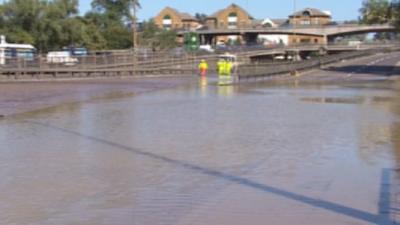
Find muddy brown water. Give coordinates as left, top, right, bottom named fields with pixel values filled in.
left=1, top=77, right=400, bottom=225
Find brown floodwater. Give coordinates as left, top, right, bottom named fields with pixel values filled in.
left=1, top=77, right=400, bottom=225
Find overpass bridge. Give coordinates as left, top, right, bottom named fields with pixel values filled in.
left=236, top=43, right=400, bottom=62
left=178, top=24, right=397, bottom=44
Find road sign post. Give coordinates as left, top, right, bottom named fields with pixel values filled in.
left=184, top=33, right=200, bottom=52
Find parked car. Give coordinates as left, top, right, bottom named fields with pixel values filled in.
left=199, top=45, right=215, bottom=53
left=47, top=51, right=78, bottom=66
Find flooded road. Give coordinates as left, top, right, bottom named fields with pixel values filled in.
left=1, top=75, right=400, bottom=225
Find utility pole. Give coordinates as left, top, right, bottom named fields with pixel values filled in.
left=291, top=0, right=301, bottom=63
left=132, top=0, right=137, bottom=49
left=293, top=0, right=296, bottom=14
left=131, top=0, right=137, bottom=73
left=292, top=0, right=297, bottom=47
left=291, top=0, right=300, bottom=74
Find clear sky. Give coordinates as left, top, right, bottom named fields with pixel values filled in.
left=79, top=0, right=364, bottom=22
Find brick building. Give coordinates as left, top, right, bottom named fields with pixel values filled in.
left=289, top=8, right=332, bottom=26
left=153, top=7, right=200, bottom=31
left=152, top=5, right=335, bottom=46
left=205, top=4, right=253, bottom=29
left=288, top=8, right=332, bottom=45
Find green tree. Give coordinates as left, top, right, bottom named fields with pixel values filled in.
left=0, top=0, right=180, bottom=51
left=360, top=0, right=393, bottom=24
left=393, top=0, right=400, bottom=28
left=85, top=0, right=141, bottom=49
left=138, top=20, right=159, bottom=48
left=156, top=30, right=177, bottom=50
left=138, top=20, right=177, bottom=51
left=91, top=0, right=140, bottom=23
left=0, top=0, right=89, bottom=52
left=195, top=13, right=207, bottom=23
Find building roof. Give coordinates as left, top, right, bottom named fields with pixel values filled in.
left=161, top=7, right=197, bottom=21
left=254, top=18, right=289, bottom=28
left=289, top=8, right=331, bottom=17
left=271, top=19, right=289, bottom=26
left=207, top=3, right=253, bottom=19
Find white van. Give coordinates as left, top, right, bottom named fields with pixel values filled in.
left=47, top=51, right=78, bottom=66
left=0, top=35, right=36, bottom=65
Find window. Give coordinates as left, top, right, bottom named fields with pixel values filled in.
left=263, top=22, right=273, bottom=28
left=163, top=15, right=172, bottom=30
left=302, top=11, right=311, bottom=17
left=228, top=12, right=238, bottom=29
left=300, top=39, right=311, bottom=43
left=228, top=12, right=238, bottom=17
left=183, top=23, right=190, bottom=30
left=301, top=20, right=311, bottom=25
left=208, top=20, right=217, bottom=28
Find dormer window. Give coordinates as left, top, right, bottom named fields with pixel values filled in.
left=302, top=11, right=311, bottom=17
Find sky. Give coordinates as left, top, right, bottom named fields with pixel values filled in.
left=79, top=0, right=364, bottom=22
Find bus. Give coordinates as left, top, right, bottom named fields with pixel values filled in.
left=0, top=35, right=36, bottom=65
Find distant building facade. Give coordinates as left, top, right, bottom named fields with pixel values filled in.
left=152, top=5, right=336, bottom=46
left=204, top=4, right=253, bottom=44
left=288, top=8, right=332, bottom=45
left=205, top=4, right=253, bottom=30
left=258, top=19, right=289, bottom=46
left=153, top=7, right=200, bottom=31
left=289, top=8, right=332, bottom=26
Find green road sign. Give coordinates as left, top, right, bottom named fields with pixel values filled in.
left=184, top=32, right=200, bottom=52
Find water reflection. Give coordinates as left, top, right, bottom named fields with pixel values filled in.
left=199, top=77, right=208, bottom=97
left=217, top=76, right=233, bottom=87
left=217, top=84, right=234, bottom=97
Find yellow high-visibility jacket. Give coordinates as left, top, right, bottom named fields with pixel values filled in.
left=198, top=62, right=208, bottom=70
left=217, top=60, right=225, bottom=75
left=225, top=61, right=233, bottom=76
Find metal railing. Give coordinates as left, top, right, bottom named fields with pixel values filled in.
left=0, top=42, right=398, bottom=80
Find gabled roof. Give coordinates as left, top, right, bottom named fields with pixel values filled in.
left=207, top=3, right=253, bottom=19
left=290, top=8, right=331, bottom=17
left=271, top=19, right=289, bottom=26
left=160, top=7, right=197, bottom=21
left=251, top=18, right=289, bottom=28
